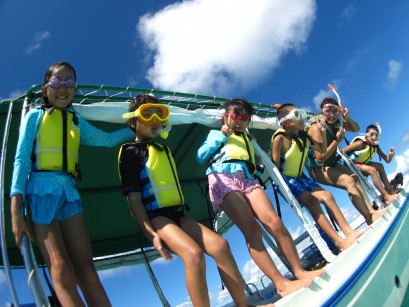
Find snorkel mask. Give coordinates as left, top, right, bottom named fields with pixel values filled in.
left=278, top=108, right=308, bottom=126
left=367, top=122, right=381, bottom=145
left=122, top=103, right=171, bottom=139
left=321, top=103, right=341, bottom=117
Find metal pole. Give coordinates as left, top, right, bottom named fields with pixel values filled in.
left=0, top=101, right=20, bottom=306
left=141, top=248, right=170, bottom=307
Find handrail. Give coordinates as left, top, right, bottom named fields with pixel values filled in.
left=20, top=217, right=51, bottom=307
left=245, top=282, right=264, bottom=302
left=0, top=101, right=20, bottom=306
left=141, top=248, right=170, bottom=307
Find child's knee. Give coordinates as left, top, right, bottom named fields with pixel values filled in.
left=321, top=190, right=335, bottom=203
left=184, top=245, right=205, bottom=266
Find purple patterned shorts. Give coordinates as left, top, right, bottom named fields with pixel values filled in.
left=208, top=171, right=261, bottom=212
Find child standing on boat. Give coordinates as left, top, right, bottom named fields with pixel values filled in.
left=118, top=95, right=270, bottom=307
left=306, top=98, right=386, bottom=224
left=197, top=98, right=324, bottom=298
left=10, top=62, right=132, bottom=306
left=271, top=103, right=367, bottom=252
left=343, top=124, right=400, bottom=205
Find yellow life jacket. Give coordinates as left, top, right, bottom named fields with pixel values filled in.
left=146, top=143, right=184, bottom=207
left=35, top=109, right=80, bottom=176
left=273, top=128, right=310, bottom=178
left=217, top=132, right=256, bottom=174
left=349, top=136, right=378, bottom=164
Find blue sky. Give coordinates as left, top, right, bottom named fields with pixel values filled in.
left=1, top=0, right=409, bottom=306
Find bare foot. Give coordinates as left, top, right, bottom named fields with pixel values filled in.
left=335, top=237, right=355, bottom=251
left=346, top=226, right=369, bottom=241
left=367, top=208, right=388, bottom=225
left=384, top=193, right=399, bottom=205
left=276, top=279, right=313, bottom=297
left=294, top=268, right=325, bottom=280
left=253, top=303, right=275, bottom=307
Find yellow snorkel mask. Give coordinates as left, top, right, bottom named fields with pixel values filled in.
left=122, top=103, right=171, bottom=139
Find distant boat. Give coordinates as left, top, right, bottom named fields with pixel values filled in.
left=1, top=85, right=408, bottom=306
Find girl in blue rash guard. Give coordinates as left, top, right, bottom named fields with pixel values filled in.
left=197, top=98, right=325, bottom=299
left=10, top=62, right=132, bottom=307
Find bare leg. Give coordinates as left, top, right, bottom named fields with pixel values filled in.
left=33, top=219, right=86, bottom=307
left=62, top=214, right=111, bottom=307
left=181, top=217, right=266, bottom=307
left=151, top=217, right=210, bottom=307
left=308, top=164, right=384, bottom=225
left=360, top=164, right=399, bottom=204
left=300, top=190, right=357, bottom=251
left=222, top=190, right=314, bottom=298
left=246, top=188, right=325, bottom=280
left=311, top=189, right=368, bottom=241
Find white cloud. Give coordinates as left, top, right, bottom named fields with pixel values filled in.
left=25, top=31, right=50, bottom=55
left=215, top=288, right=232, bottom=306
left=384, top=59, right=402, bottom=89
left=312, top=80, right=341, bottom=112
left=175, top=299, right=193, bottom=307
left=342, top=3, right=356, bottom=23
left=241, top=246, right=289, bottom=290
left=137, top=0, right=316, bottom=96
left=395, top=148, right=409, bottom=176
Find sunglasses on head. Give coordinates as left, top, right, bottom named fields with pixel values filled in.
left=46, top=77, right=76, bottom=89
left=225, top=112, right=251, bottom=121
left=123, top=103, right=170, bottom=124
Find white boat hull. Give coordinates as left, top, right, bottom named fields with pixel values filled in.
left=276, top=185, right=409, bottom=306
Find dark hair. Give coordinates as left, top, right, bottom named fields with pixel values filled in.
left=366, top=124, right=379, bottom=133
left=127, top=94, right=162, bottom=132
left=223, top=98, right=254, bottom=116
left=276, top=103, right=295, bottom=121
left=42, top=62, right=77, bottom=106
left=320, top=97, right=339, bottom=109
left=43, top=62, right=77, bottom=84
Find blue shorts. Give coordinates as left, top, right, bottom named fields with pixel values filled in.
left=282, top=174, right=321, bottom=201
left=27, top=193, right=83, bottom=224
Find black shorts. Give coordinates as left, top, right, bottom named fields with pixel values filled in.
left=148, top=205, right=185, bottom=227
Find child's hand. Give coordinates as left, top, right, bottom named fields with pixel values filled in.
left=12, top=216, right=33, bottom=247
left=153, top=235, right=173, bottom=260
left=317, top=117, right=328, bottom=132
left=390, top=146, right=395, bottom=155
left=341, top=107, right=350, bottom=119
left=221, top=124, right=234, bottom=137
left=336, top=127, right=346, bottom=142
left=317, top=115, right=326, bottom=127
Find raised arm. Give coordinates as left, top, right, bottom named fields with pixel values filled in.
left=341, top=108, right=360, bottom=132
left=378, top=145, right=395, bottom=163
left=342, top=139, right=365, bottom=155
